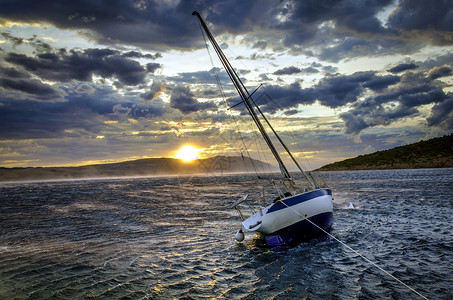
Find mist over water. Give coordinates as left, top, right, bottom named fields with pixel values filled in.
left=0, top=169, right=452, bottom=299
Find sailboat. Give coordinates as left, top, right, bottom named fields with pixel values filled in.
left=193, top=11, right=333, bottom=246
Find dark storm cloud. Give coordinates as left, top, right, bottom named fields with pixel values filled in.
left=339, top=70, right=453, bottom=134
left=0, top=84, right=169, bottom=139
left=302, top=67, right=319, bottom=73
left=0, top=93, right=109, bottom=139
left=388, top=63, right=419, bottom=74
left=317, top=36, right=425, bottom=63
left=273, top=66, right=301, bottom=75
left=387, top=0, right=453, bottom=35
left=311, top=71, right=376, bottom=107
left=284, top=0, right=452, bottom=62
left=122, top=51, right=162, bottom=59
left=0, top=77, right=61, bottom=99
left=168, top=68, right=230, bottom=85
left=289, top=0, right=392, bottom=34
left=427, top=97, right=453, bottom=129
left=256, top=82, right=311, bottom=112
left=4, top=48, right=150, bottom=86
left=141, top=78, right=166, bottom=101
left=362, top=75, right=400, bottom=92
left=122, top=100, right=167, bottom=119
left=0, top=63, right=65, bottom=100
left=278, top=1, right=396, bottom=61
left=0, top=65, right=30, bottom=79
left=146, top=63, right=162, bottom=73
left=322, top=65, right=338, bottom=73
left=423, top=52, right=453, bottom=69
left=428, top=65, right=452, bottom=80
left=286, top=0, right=452, bottom=53
left=0, top=0, right=205, bottom=50
left=245, top=67, right=453, bottom=135
left=1, top=0, right=450, bottom=57
left=170, top=84, right=216, bottom=114
left=273, top=65, right=319, bottom=75
left=255, top=71, right=400, bottom=112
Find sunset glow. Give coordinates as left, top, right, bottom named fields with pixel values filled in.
left=176, top=145, right=199, bottom=162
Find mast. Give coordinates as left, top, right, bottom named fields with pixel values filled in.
left=193, top=11, right=292, bottom=181
left=248, top=96, right=317, bottom=188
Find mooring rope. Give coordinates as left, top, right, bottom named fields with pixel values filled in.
left=276, top=199, right=429, bottom=300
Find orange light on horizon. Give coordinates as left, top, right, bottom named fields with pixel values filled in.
left=175, top=145, right=199, bottom=162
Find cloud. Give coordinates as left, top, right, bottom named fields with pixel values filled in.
left=122, top=51, right=162, bottom=59
left=255, top=81, right=313, bottom=113
left=252, top=71, right=400, bottom=112
left=0, top=0, right=203, bottom=50
left=168, top=68, right=230, bottom=85
left=312, top=71, right=375, bottom=107
left=0, top=77, right=62, bottom=100
left=302, top=66, right=319, bottom=73
left=428, top=65, right=452, bottom=80
left=362, top=75, right=400, bottom=92
left=0, top=96, right=101, bottom=139
left=0, top=82, right=173, bottom=140
left=339, top=69, right=453, bottom=135
left=170, top=84, right=216, bottom=114
left=142, top=78, right=166, bottom=101
left=146, top=62, right=162, bottom=73
left=292, top=0, right=391, bottom=34
left=387, top=0, right=453, bottom=33
left=244, top=66, right=453, bottom=136
left=338, top=112, right=369, bottom=135
left=388, top=63, right=419, bottom=73
left=0, top=0, right=451, bottom=59
left=273, top=66, right=301, bottom=75
left=252, top=40, right=267, bottom=50
left=427, top=96, right=453, bottom=130
left=4, top=48, right=150, bottom=86
left=0, top=65, right=30, bottom=79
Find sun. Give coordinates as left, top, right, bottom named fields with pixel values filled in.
left=176, top=145, right=199, bottom=162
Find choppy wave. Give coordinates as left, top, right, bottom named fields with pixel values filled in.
left=0, top=169, right=452, bottom=299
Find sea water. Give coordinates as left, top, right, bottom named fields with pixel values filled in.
left=0, top=169, right=452, bottom=299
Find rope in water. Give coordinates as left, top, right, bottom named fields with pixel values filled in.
left=277, top=199, right=428, bottom=300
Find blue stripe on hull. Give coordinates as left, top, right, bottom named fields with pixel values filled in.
left=267, top=188, right=332, bottom=213
left=264, top=211, right=334, bottom=247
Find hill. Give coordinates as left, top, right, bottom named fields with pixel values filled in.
left=317, top=134, right=453, bottom=171
left=0, top=156, right=274, bottom=182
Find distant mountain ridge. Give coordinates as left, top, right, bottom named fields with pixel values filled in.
left=0, top=156, right=274, bottom=182
left=317, top=134, right=453, bottom=171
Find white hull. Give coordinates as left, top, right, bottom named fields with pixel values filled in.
left=242, top=189, right=333, bottom=238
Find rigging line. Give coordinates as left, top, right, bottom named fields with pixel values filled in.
left=259, top=89, right=317, bottom=178
left=260, top=88, right=316, bottom=172
left=248, top=90, right=316, bottom=189
left=193, top=12, right=293, bottom=182
left=197, top=18, right=260, bottom=177
left=250, top=93, right=281, bottom=175
left=252, top=92, right=308, bottom=183
left=194, top=12, right=291, bottom=180
left=276, top=199, right=429, bottom=300
left=236, top=95, right=274, bottom=176
left=250, top=120, right=272, bottom=174
left=229, top=84, right=263, bottom=109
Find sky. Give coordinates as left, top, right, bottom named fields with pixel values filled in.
left=0, top=0, right=452, bottom=170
